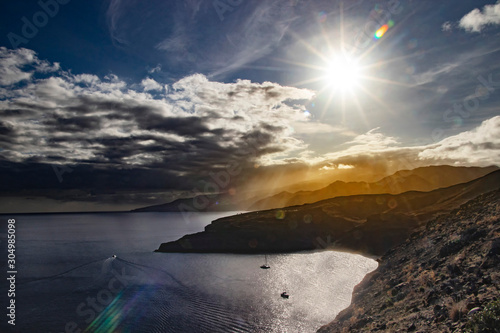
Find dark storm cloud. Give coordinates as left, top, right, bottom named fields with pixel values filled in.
left=0, top=160, right=192, bottom=194
left=260, top=123, right=286, bottom=133
left=69, top=95, right=162, bottom=116
left=226, top=84, right=281, bottom=100
left=0, top=121, right=15, bottom=136
left=49, top=115, right=103, bottom=132
left=141, top=116, right=210, bottom=137
left=2, top=108, right=37, bottom=117
left=0, top=48, right=315, bottom=198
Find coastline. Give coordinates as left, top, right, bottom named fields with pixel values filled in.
left=155, top=170, right=500, bottom=258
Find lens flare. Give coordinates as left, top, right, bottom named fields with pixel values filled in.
left=275, top=210, right=286, bottom=219
left=318, top=11, right=327, bottom=23
left=374, top=24, right=389, bottom=39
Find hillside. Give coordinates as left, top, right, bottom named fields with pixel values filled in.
left=134, top=165, right=497, bottom=213
left=156, top=170, right=500, bottom=256
left=249, top=165, right=498, bottom=211
left=318, top=189, right=500, bottom=332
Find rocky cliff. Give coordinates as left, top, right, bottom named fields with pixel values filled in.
left=318, top=189, right=500, bottom=332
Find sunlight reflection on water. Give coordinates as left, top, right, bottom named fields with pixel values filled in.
left=8, top=212, right=377, bottom=332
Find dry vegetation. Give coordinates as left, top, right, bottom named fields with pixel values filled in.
left=318, top=190, right=500, bottom=332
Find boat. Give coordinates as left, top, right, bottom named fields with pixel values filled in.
left=281, top=292, right=289, bottom=299
left=112, top=255, right=117, bottom=258
left=260, top=254, right=270, bottom=269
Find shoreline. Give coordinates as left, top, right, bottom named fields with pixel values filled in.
left=156, top=171, right=500, bottom=258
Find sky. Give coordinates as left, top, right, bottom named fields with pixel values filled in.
left=0, top=0, right=499, bottom=213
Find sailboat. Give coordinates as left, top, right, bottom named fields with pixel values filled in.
left=260, top=254, right=270, bottom=269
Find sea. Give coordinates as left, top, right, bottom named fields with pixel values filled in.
left=0, top=212, right=377, bottom=333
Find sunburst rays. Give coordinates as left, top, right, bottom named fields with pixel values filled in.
left=271, top=2, right=423, bottom=127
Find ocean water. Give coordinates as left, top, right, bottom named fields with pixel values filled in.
left=1, top=212, right=377, bottom=333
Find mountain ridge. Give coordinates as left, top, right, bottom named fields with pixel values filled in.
left=249, top=165, right=498, bottom=211
left=155, top=169, right=500, bottom=257
left=134, top=165, right=498, bottom=213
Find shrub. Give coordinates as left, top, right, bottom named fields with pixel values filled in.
left=417, top=269, right=436, bottom=287
left=465, top=300, right=500, bottom=333
left=448, top=299, right=468, bottom=322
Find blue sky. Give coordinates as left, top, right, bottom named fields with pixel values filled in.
left=0, top=0, right=499, bottom=212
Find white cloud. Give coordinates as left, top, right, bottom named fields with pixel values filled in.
left=419, top=116, right=500, bottom=165
left=35, top=60, right=60, bottom=73
left=0, top=47, right=61, bottom=87
left=148, top=64, right=162, bottom=74
left=320, top=163, right=354, bottom=171
left=292, top=117, right=500, bottom=173
left=141, top=78, right=163, bottom=91
left=442, top=21, right=453, bottom=32
left=345, top=128, right=399, bottom=149
left=72, top=74, right=100, bottom=85
left=0, top=48, right=37, bottom=86
left=270, top=117, right=500, bottom=171
left=286, top=128, right=417, bottom=171
left=290, top=121, right=354, bottom=135
left=459, top=1, right=500, bottom=32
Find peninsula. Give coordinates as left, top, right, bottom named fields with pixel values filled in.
left=156, top=170, right=500, bottom=257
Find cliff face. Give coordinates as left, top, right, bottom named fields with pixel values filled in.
left=318, top=190, right=500, bottom=332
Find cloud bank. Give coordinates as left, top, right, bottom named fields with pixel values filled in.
left=419, top=116, right=500, bottom=165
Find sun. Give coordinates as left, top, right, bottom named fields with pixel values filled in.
left=323, top=55, right=361, bottom=91
left=279, top=3, right=407, bottom=121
